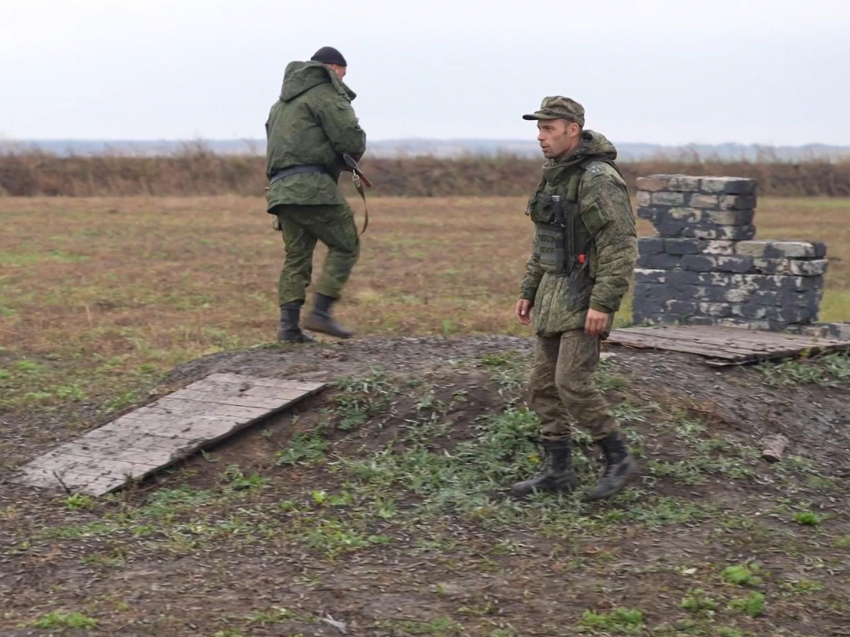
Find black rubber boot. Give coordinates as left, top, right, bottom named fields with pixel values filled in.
left=303, top=294, right=354, bottom=339
left=586, top=432, right=636, bottom=501
left=277, top=304, right=315, bottom=343
left=510, top=439, right=579, bottom=498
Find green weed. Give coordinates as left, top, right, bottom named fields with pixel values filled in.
left=275, top=430, right=329, bottom=466
left=728, top=591, right=765, bottom=617
left=722, top=564, right=763, bottom=587
left=578, top=607, right=644, bottom=635
left=32, top=610, right=99, bottom=630
left=794, top=511, right=822, bottom=526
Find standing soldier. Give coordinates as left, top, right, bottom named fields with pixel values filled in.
left=512, top=97, right=638, bottom=501
left=265, top=46, right=367, bottom=342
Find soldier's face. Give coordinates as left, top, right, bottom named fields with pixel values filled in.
left=329, top=64, right=347, bottom=80
left=537, top=120, right=580, bottom=159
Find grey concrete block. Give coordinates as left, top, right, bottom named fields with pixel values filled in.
left=664, top=300, right=698, bottom=315
left=688, top=194, right=719, bottom=209
left=634, top=269, right=668, bottom=285
left=699, top=177, right=758, bottom=195
left=637, top=253, right=682, bottom=269
left=636, top=190, right=652, bottom=207
left=663, top=238, right=704, bottom=255
left=798, top=323, right=850, bottom=340
left=637, top=175, right=702, bottom=192
left=701, top=209, right=755, bottom=226
left=638, top=237, right=665, bottom=255
left=734, top=240, right=818, bottom=259
left=751, top=258, right=829, bottom=276
left=719, top=194, right=757, bottom=210
left=685, top=225, right=756, bottom=240
left=652, top=192, right=686, bottom=206
left=681, top=255, right=754, bottom=273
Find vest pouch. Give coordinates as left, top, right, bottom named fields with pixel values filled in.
left=529, top=193, right=555, bottom=224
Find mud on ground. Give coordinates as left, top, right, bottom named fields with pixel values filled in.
left=2, top=336, right=849, bottom=636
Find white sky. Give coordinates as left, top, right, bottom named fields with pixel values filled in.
left=1, top=0, right=848, bottom=145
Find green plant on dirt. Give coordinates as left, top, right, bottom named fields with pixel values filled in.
left=785, top=578, right=824, bottom=595
left=332, top=372, right=397, bottom=430
left=275, top=430, right=329, bottom=466
left=382, top=616, right=462, bottom=636
left=221, top=464, right=268, bottom=491
left=594, top=357, right=628, bottom=392
left=247, top=606, right=294, bottom=625
left=480, top=350, right=528, bottom=398
left=64, top=493, right=95, bottom=510
left=728, top=591, right=765, bottom=617
left=793, top=511, right=822, bottom=526
left=717, top=629, right=745, bottom=637
left=755, top=353, right=850, bottom=388
left=680, top=588, right=719, bottom=615
left=302, top=519, right=390, bottom=558
left=722, top=564, right=763, bottom=587
left=578, top=607, right=644, bottom=635
left=32, top=610, right=99, bottom=630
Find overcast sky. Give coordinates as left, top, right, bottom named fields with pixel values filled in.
left=1, top=0, right=848, bottom=145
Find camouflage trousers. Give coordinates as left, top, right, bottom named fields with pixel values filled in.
left=274, top=203, right=360, bottom=306
left=528, top=329, right=619, bottom=442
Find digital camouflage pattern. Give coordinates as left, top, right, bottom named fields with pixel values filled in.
left=522, top=96, right=586, bottom=126
left=265, top=61, right=367, bottom=209
left=528, top=329, right=618, bottom=441
left=276, top=204, right=360, bottom=305
left=520, top=130, right=638, bottom=337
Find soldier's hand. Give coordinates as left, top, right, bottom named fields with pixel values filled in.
left=516, top=299, right=533, bottom=326
left=584, top=309, right=609, bottom=337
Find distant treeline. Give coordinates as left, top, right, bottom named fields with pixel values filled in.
left=2, top=147, right=849, bottom=197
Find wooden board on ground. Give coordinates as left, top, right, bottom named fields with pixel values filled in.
left=606, top=325, right=850, bottom=366
left=12, top=373, right=325, bottom=496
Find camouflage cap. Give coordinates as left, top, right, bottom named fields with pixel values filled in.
left=522, top=96, right=585, bottom=127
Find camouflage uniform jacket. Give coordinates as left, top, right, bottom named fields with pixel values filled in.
left=520, top=131, right=637, bottom=337
left=265, top=61, right=367, bottom=210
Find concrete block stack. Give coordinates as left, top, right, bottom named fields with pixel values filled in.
left=633, top=175, right=828, bottom=331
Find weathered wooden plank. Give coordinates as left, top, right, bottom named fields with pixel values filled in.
left=609, top=329, right=780, bottom=355
left=607, top=325, right=850, bottom=365
left=205, top=373, right=323, bottom=392
left=13, top=373, right=326, bottom=496
left=187, top=379, right=308, bottom=401
left=165, top=388, right=289, bottom=410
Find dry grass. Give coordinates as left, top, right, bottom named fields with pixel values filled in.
left=0, top=195, right=848, bottom=412
left=3, top=149, right=850, bottom=197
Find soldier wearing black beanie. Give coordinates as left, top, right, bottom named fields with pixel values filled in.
left=311, top=46, right=347, bottom=68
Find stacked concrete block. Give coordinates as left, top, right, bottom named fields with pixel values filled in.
left=633, top=175, right=828, bottom=331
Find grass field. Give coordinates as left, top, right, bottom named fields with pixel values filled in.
left=2, top=196, right=850, bottom=635
left=0, top=196, right=848, bottom=415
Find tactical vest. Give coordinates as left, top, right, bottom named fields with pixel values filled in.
left=527, top=169, right=589, bottom=276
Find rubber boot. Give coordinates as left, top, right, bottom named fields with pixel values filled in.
left=586, top=432, right=636, bottom=501
left=277, top=304, right=315, bottom=343
left=303, top=293, right=354, bottom=339
left=510, top=439, right=579, bottom=498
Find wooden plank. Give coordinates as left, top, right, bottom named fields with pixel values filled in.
left=205, top=373, right=323, bottom=392
left=13, top=373, right=326, bottom=496
left=607, top=332, right=744, bottom=359
left=609, top=329, right=783, bottom=355
left=607, top=325, right=850, bottom=365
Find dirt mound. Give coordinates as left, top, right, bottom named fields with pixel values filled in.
left=2, top=336, right=849, bottom=636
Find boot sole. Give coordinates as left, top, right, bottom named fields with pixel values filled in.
left=510, top=477, right=579, bottom=499
left=301, top=319, right=353, bottom=339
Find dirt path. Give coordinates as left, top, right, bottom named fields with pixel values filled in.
left=2, top=337, right=849, bottom=636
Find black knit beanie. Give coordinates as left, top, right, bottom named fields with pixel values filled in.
left=311, top=46, right=347, bottom=67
